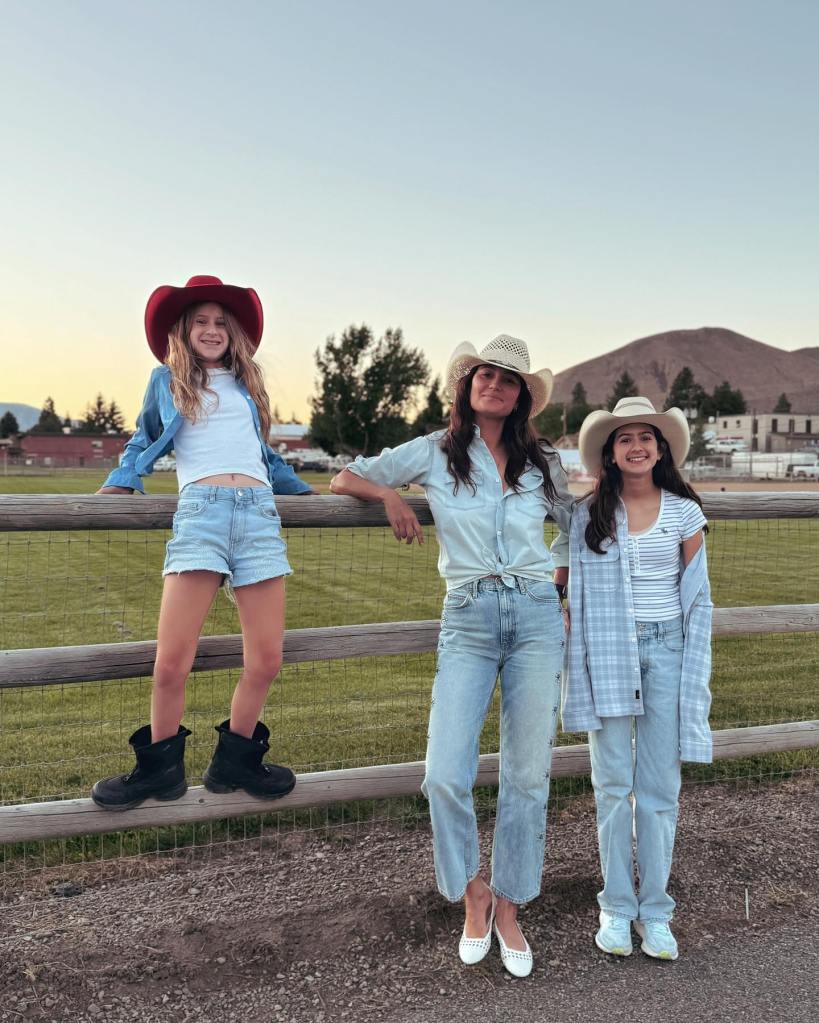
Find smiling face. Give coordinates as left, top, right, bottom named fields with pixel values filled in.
left=188, top=302, right=229, bottom=366
left=469, top=363, right=523, bottom=421
left=611, top=422, right=662, bottom=477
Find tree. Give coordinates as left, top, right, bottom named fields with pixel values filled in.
left=309, top=324, right=430, bottom=456
left=688, top=422, right=709, bottom=462
left=82, top=394, right=126, bottom=433
left=710, top=381, right=746, bottom=415
left=412, top=376, right=446, bottom=436
left=533, top=403, right=564, bottom=441
left=0, top=411, right=19, bottom=438
left=665, top=367, right=706, bottom=415
left=607, top=371, right=638, bottom=411
left=30, top=397, right=63, bottom=434
left=773, top=393, right=791, bottom=414
left=565, top=381, right=592, bottom=434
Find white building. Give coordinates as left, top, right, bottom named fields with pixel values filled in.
left=714, top=413, right=819, bottom=453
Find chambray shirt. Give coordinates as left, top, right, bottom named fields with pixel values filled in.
left=101, top=365, right=311, bottom=496
left=346, top=428, right=574, bottom=591
left=562, top=495, right=714, bottom=763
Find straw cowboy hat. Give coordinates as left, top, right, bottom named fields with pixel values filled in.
left=445, top=335, right=553, bottom=418
left=579, top=396, right=691, bottom=475
left=144, top=275, right=264, bottom=362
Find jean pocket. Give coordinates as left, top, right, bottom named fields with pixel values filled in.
left=258, top=504, right=281, bottom=522
left=663, top=634, right=685, bottom=653
left=443, top=586, right=472, bottom=610
left=174, top=500, right=207, bottom=521
left=524, top=579, right=560, bottom=604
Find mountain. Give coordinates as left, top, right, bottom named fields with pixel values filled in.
left=551, top=328, right=819, bottom=413
left=0, top=403, right=40, bottom=431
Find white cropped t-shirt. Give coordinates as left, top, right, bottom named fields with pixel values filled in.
left=173, top=369, right=269, bottom=491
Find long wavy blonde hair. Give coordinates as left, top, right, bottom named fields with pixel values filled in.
left=165, top=303, right=273, bottom=438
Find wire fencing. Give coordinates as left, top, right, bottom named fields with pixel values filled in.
left=1, top=490, right=817, bottom=891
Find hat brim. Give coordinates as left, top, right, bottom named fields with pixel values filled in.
left=445, top=343, right=553, bottom=419
left=579, top=407, right=691, bottom=475
left=144, top=283, right=264, bottom=362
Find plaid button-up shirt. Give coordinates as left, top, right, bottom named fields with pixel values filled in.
left=562, top=497, right=713, bottom=763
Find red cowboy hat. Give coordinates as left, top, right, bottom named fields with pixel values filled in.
left=144, top=275, right=264, bottom=362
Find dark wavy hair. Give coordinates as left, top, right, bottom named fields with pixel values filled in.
left=440, top=365, right=557, bottom=502
left=585, top=424, right=705, bottom=554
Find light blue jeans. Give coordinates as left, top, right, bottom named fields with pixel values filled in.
left=588, top=617, right=684, bottom=922
left=421, top=576, right=565, bottom=905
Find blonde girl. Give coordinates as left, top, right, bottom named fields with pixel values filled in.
left=93, top=275, right=311, bottom=810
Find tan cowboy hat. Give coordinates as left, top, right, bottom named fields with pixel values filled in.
left=578, top=396, right=691, bottom=475
left=445, top=335, right=553, bottom=418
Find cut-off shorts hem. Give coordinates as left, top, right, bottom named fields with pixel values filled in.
left=162, top=562, right=292, bottom=587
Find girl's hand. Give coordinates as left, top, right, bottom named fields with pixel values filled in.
left=383, top=491, right=425, bottom=545
left=96, top=486, right=135, bottom=495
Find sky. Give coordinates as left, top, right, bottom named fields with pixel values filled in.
left=1, top=0, right=818, bottom=428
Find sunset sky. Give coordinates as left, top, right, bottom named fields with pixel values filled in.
left=2, top=1, right=818, bottom=428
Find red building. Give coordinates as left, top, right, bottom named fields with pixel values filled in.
left=18, top=433, right=128, bottom=468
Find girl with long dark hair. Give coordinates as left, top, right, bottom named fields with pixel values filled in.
left=331, top=336, right=574, bottom=977
left=562, top=397, right=713, bottom=961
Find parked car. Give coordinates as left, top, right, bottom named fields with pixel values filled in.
left=789, top=463, right=819, bottom=480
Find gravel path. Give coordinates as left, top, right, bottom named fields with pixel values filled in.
left=2, top=774, right=817, bottom=1023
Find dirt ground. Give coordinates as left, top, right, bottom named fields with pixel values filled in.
left=1, top=774, right=817, bottom=1023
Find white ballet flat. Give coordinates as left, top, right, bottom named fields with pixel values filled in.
left=458, top=895, right=496, bottom=965
left=494, top=920, right=533, bottom=978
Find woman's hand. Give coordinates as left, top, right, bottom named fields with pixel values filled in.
left=383, top=491, right=425, bottom=545
left=96, top=486, right=135, bottom=495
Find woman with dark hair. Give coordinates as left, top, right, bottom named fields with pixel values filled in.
left=331, top=336, right=574, bottom=977
left=562, top=397, right=713, bottom=962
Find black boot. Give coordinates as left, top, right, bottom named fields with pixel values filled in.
left=91, top=725, right=191, bottom=811
left=203, top=720, right=296, bottom=799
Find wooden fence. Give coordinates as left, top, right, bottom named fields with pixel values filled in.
left=1, top=492, right=818, bottom=845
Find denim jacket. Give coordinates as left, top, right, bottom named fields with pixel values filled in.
left=562, top=496, right=714, bottom=763
left=102, top=365, right=312, bottom=495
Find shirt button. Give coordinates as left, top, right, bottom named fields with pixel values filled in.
left=629, top=636, right=636, bottom=642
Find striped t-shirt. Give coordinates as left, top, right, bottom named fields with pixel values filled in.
left=627, top=490, right=707, bottom=621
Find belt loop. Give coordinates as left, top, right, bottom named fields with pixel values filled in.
left=471, top=580, right=478, bottom=598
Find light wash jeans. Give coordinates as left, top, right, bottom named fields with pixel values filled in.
left=421, top=576, right=565, bottom=905
left=588, top=617, right=684, bottom=922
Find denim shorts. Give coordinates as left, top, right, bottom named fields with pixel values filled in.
left=163, top=484, right=291, bottom=587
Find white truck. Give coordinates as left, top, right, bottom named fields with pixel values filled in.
left=731, top=452, right=817, bottom=479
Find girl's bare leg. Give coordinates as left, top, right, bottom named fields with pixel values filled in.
left=494, top=897, right=526, bottom=950
left=229, top=576, right=286, bottom=737
left=464, top=876, right=493, bottom=937
left=151, top=571, right=221, bottom=741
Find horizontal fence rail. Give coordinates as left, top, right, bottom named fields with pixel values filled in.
left=2, top=605, right=818, bottom=688
left=1, top=491, right=819, bottom=531
left=3, top=722, right=817, bottom=844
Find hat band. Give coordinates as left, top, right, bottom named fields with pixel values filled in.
left=479, top=356, right=527, bottom=373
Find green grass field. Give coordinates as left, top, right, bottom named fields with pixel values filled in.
left=1, top=471, right=817, bottom=872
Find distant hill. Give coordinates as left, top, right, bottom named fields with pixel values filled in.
left=551, top=328, right=819, bottom=413
left=0, top=403, right=40, bottom=431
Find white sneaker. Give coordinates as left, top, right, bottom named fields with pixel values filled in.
left=634, top=919, right=679, bottom=960
left=494, top=920, right=533, bottom=978
left=458, top=895, right=495, bottom=965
